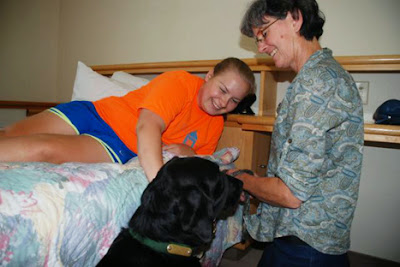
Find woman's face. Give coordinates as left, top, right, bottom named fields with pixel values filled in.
left=197, top=70, right=249, bottom=116
left=253, top=13, right=299, bottom=71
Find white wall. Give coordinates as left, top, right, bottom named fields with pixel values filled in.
left=56, top=0, right=255, bottom=100
left=318, top=0, right=400, bottom=56
left=1, top=0, right=400, bottom=262
left=351, top=145, right=400, bottom=261
left=54, top=0, right=400, bottom=102
left=0, top=0, right=60, bottom=102
left=1, top=0, right=399, bottom=102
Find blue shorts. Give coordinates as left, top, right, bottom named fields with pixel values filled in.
left=49, top=101, right=137, bottom=164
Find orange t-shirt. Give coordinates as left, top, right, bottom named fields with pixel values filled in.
left=93, top=70, right=224, bottom=155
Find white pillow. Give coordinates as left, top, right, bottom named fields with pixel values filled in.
left=111, top=71, right=150, bottom=89
left=71, top=61, right=149, bottom=101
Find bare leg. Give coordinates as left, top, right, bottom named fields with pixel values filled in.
left=0, top=134, right=112, bottom=163
left=0, top=111, right=112, bottom=163
left=3, top=110, right=77, bottom=136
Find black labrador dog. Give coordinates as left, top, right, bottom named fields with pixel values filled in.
left=97, top=156, right=243, bottom=267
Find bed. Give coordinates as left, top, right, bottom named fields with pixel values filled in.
left=0, top=60, right=249, bottom=266
left=0, top=148, right=246, bottom=266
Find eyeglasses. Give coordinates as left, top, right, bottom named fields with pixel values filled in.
left=255, top=19, right=279, bottom=45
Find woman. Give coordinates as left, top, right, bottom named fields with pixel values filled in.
left=0, top=57, right=255, bottom=181
left=235, top=0, right=364, bottom=266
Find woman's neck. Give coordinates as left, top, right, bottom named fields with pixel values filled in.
left=292, top=37, right=322, bottom=73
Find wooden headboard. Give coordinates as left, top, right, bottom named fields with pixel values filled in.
left=1, top=55, right=400, bottom=145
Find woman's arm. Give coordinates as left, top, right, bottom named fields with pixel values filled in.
left=136, top=109, right=166, bottom=182
left=233, top=172, right=302, bottom=209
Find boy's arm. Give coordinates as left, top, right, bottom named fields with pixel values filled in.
left=136, top=108, right=166, bottom=182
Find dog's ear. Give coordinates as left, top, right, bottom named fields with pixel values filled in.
left=139, top=157, right=180, bottom=211
left=140, top=173, right=166, bottom=210
left=212, top=173, right=243, bottom=219
left=178, top=188, right=214, bottom=244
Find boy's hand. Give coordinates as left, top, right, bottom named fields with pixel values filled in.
left=162, top=143, right=196, bottom=156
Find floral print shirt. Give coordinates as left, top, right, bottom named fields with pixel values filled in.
left=244, top=48, right=364, bottom=254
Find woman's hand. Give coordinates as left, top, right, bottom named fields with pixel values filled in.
left=227, top=168, right=258, bottom=201
left=163, top=143, right=196, bottom=156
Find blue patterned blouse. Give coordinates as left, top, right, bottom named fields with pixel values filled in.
left=244, top=48, right=364, bottom=255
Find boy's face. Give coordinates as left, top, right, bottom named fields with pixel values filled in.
left=197, top=70, right=249, bottom=116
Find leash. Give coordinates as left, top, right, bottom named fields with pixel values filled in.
left=129, top=229, right=193, bottom=257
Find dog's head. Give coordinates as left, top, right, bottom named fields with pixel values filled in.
left=131, top=157, right=243, bottom=248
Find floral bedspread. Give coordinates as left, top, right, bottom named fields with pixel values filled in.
left=0, top=147, right=244, bottom=267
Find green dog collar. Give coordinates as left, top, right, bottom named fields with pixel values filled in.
left=129, top=229, right=193, bottom=257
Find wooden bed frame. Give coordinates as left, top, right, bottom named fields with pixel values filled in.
left=1, top=55, right=399, bottom=144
